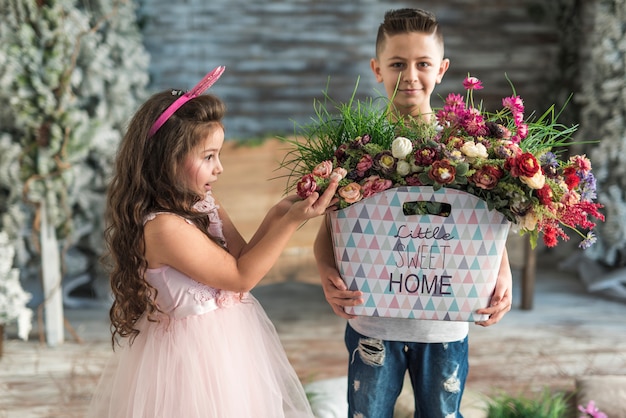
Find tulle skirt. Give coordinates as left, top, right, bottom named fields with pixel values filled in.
left=87, top=295, right=314, bottom=418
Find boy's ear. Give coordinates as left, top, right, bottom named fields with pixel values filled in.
left=436, top=58, right=450, bottom=84
left=370, top=58, right=384, bottom=82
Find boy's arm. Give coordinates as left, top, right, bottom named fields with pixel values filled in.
left=313, top=215, right=364, bottom=319
left=475, top=247, right=513, bottom=327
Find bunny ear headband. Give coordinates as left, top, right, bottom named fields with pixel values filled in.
left=148, top=66, right=226, bottom=138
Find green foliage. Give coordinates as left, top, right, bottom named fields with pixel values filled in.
left=486, top=390, right=573, bottom=418
left=279, top=77, right=435, bottom=193
left=0, top=0, right=148, bottom=243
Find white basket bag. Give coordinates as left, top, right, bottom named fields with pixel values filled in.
left=330, top=186, right=511, bottom=322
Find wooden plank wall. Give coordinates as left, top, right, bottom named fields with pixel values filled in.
left=138, top=0, right=562, bottom=140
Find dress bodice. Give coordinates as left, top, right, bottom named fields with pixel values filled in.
left=145, top=266, right=242, bottom=319
left=144, top=192, right=242, bottom=319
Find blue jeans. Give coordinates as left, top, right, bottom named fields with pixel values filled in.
left=344, top=324, right=468, bottom=418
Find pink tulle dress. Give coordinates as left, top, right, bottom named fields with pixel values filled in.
left=87, top=193, right=314, bottom=418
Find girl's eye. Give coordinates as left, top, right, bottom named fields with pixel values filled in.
left=205, top=154, right=214, bottom=161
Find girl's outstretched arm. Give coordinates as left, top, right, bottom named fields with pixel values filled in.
left=218, top=193, right=314, bottom=260
left=144, top=180, right=338, bottom=292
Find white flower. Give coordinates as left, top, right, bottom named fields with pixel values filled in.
left=396, top=160, right=411, bottom=176
left=518, top=212, right=540, bottom=231
left=520, top=171, right=546, bottom=189
left=391, top=136, right=413, bottom=159
left=460, top=141, right=488, bottom=159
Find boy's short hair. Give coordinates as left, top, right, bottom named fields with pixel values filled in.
left=375, top=8, right=444, bottom=57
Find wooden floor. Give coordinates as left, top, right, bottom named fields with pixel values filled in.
left=1, top=250, right=626, bottom=417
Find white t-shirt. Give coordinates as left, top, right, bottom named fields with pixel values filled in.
left=349, top=316, right=468, bottom=343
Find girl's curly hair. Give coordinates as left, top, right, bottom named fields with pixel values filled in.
left=104, top=91, right=226, bottom=347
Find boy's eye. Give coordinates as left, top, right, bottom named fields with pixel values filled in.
left=390, top=62, right=405, bottom=69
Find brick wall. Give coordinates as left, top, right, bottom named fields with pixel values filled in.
left=138, top=0, right=562, bottom=140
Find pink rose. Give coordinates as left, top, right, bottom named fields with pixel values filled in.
left=362, top=175, right=393, bottom=198
left=296, top=174, right=318, bottom=199
left=312, top=160, right=333, bottom=178
left=570, top=154, right=592, bottom=174
left=356, top=154, right=373, bottom=176
left=338, top=183, right=363, bottom=204
left=331, top=167, right=347, bottom=181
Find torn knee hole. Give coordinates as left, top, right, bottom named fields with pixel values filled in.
left=357, top=337, right=385, bottom=366
left=443, top=367, right=461, bottom=393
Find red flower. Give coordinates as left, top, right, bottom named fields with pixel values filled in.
left=428, top=160, right=456, bottom=184
left=563, top=167, right=580, bottom=190
left=414, top=147, right=438, bottom=166
left=470, top=165, right=503, bottom=190
left=542, top=225, right=559, bottom=247
left=405, top=173, right=423, bottom=186
left=515, top=152, right=541, bottom=177
left=296, top=174, right=318, bottom=199
left=536, top=184, right=554, bottom=206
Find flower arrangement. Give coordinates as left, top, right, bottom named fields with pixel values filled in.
left=282, top=76, right=604, bottom=249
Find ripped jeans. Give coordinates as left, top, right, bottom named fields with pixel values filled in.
left=345, top=324, right=468, bottom=418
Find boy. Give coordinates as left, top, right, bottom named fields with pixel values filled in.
left=313, top=8, right=513, bottom=418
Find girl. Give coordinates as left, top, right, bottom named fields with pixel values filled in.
left=88, top=67, right=338, bottom=418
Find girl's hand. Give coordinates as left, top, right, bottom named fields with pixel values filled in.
left=284, top=180, right=339, bottom=222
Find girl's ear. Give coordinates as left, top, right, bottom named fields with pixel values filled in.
left=370, top=58, right=384, bottom=83
left=436, top=58, right=450, bottom=84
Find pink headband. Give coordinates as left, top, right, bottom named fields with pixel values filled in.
left=148, top=66, right=226, bottom=138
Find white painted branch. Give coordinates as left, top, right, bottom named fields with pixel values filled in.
left=40, top=200, right=64, bottom=346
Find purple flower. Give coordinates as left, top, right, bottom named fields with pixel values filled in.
left=578, top=172, right=598, bottom=201
left=579, top=232, right=598, bottom=249
left=540, top=152, right=559, bottom=178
